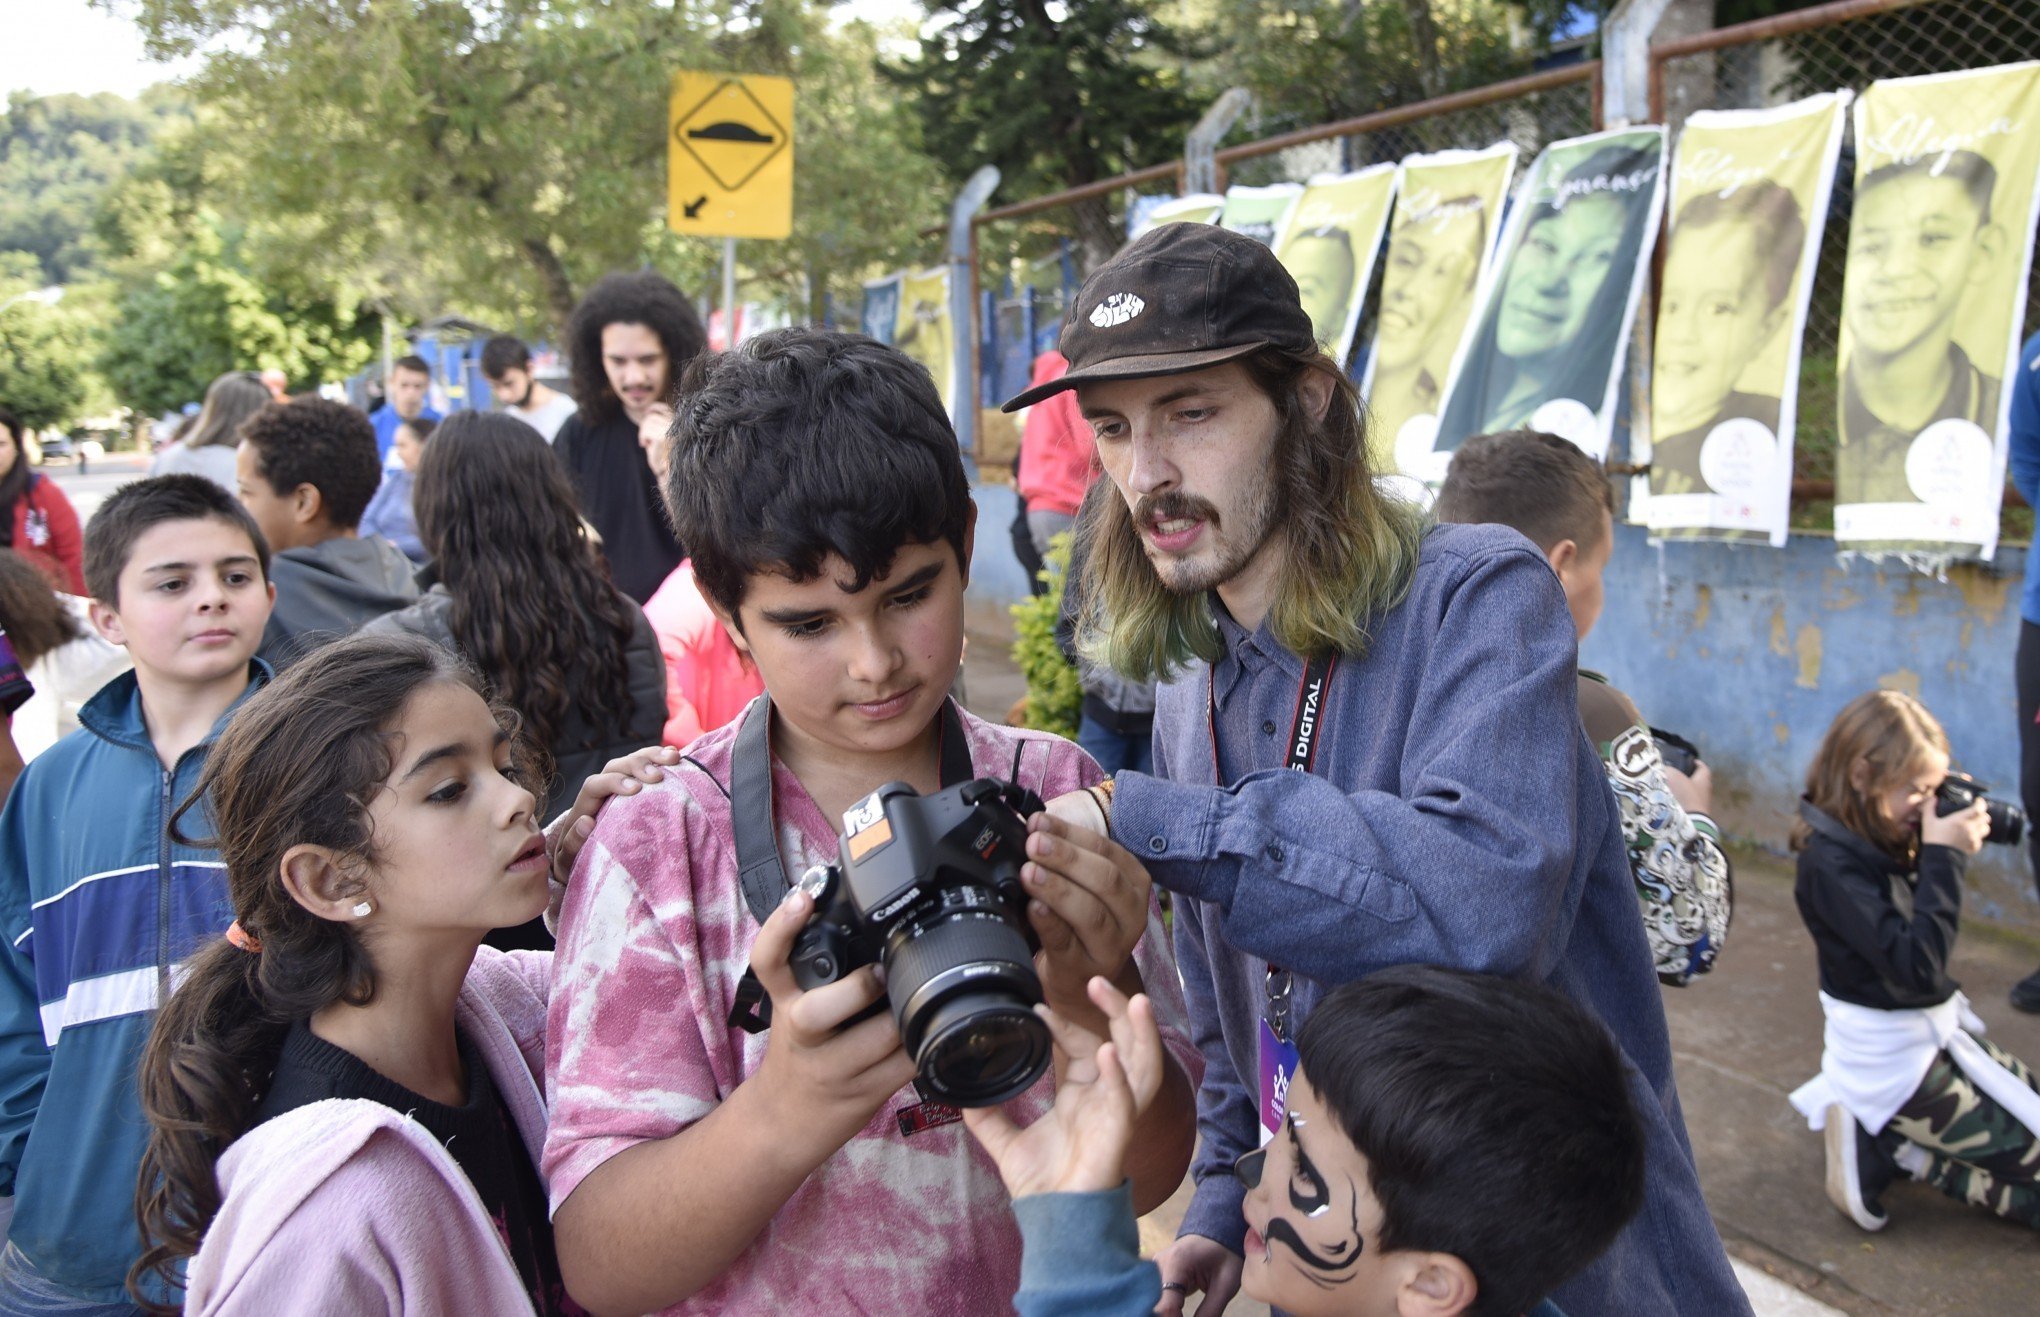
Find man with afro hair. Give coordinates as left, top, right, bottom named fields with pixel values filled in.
left=555, top=271, right=707, bottom=603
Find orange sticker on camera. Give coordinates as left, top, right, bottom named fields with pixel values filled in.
left=847, top=817, right=893, bottom=861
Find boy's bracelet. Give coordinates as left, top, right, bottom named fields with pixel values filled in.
left=1083, top=778, right=1115, bottom=828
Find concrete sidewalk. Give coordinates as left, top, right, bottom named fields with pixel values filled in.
left=959, top=620, right=2039, bottom=1315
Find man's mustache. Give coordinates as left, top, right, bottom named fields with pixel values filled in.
left=1132, top=492, right=1221, bottom=530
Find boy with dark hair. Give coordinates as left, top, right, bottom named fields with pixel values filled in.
left=481, top=334, right=578, bottom=444
left=1435, top=429, right=1732, bottom=984
left=969, top=966, right=1646, bottom=1317
left=555, top=271, right=707, bottom=603
left=367, top=353, right=440, bottom=466
left=543, top=327, right=1199, bottom=1315
left=0, top=475, right=274, bottom=1312
left=235, top=398, right=418, bottom=665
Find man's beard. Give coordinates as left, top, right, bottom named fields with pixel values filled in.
left=1134, top=468, right=1281, bottom=596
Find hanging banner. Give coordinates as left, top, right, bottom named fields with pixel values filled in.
left=1644, top=93, right=1851, bottom=547
left=861, top=273, right=902, bottom=346
left=895, top=267, right=955, bottom=417
left=1272, top=165, right=1399, bottom=365
left=1424, top=127, right=1668, bottom=479
left=1833, top=61, right=2040, bottom=562
left=1365, top=144, right=1517, bottom=473
left=1218, top=183, right=1303, bottom=247
left=1130, top=193, right=1225, bottom=237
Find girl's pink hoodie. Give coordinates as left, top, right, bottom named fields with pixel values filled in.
left=184, top=948, right=552, bottom=1316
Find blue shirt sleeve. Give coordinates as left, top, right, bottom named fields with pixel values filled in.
left=1012, top=1184, right=1159, bottom=1317
left=0, top=780, right=50, bottom=1196
left=2007, top=333, right=2040, bottom=506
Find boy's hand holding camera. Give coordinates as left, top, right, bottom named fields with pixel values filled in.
left=1923, top=795, right=1991, bottom=855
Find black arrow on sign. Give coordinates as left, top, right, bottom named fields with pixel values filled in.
left=683, top=195, right=708, bottom=219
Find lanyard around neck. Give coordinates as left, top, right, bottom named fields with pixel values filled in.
left=1206, top=652, right=1337, bottom=787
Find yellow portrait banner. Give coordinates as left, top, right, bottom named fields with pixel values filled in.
left=1273, top=165, right=1399, bottom=366
left=895, top=267, right=954, bottom=419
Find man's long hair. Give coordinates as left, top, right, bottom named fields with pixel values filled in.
left=1075, top=344, right=1429, bottom=683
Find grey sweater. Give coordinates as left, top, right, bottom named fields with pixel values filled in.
left=1111, top=523, right=1750, bottom=1317
left=259, top=535, right=421, bottom=668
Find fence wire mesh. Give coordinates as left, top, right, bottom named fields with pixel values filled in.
left=1655, top=0, right=2040, bottom=505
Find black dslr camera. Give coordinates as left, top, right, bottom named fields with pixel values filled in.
left=788, top=777, right=1052, bottom=1107
left=1935, top=772, right=2028, bottom=847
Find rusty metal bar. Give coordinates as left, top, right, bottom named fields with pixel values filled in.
left=1212, top=62, right=1599, bottom=167
left=973, top=160, right=1187, bottom=227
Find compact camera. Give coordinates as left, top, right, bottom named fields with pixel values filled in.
left=1934, top=772, right=2028, bottom=847
left=787, top=777, right=1052, bottom=1107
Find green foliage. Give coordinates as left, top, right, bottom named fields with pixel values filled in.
left=0, top=89, right=189, bottom=285
left=0, top=289, right=91, bottom=431
left=1010, top=533, right=1082, bottom=739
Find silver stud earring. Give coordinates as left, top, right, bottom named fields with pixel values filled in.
left=351, top=901, right=373, bottom=918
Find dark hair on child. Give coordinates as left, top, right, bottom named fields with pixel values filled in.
left=480, top=335, right=532, bottom=379
left=391, top=353, right=433, bottom=379
left=664, top=327, right=971, bottom=621
left=1298, top=965, right=1645, bottom=1317
left=238, top=398, right=383, bottom=531
left=0, top=405, right=29, bottom=510
left=84, top=474, right=271, bottom=607
left=400, top=415, right=437, bottom=444
left=129, top=631, right=534, bottom=1310
left=1672, top=180, right=1807, bottom=312
left=0, top=549, right=82, bottom=666
left=1792, top=688, right=1948, bottom=860
left=1433, top=428, right=1615, bottom=555
left=1860, top=148, right=1996, bottom=225
left=566, top=271, right=707, bottom=425
left=413, top=410, right=639, bottom=783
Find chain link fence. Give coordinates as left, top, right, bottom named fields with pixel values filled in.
left=1652, top=0, right=2040, bottom=515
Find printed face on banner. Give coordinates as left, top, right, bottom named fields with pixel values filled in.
left=894, top=268, right=953, bottom=417
left=1272, top=168, right=1398, bottom=364
left=1834, top=60, right=2040, bottom=561
left=1131, top=193, right=1225, bottom=237
left=1428, top=128, right=1666, bottom=469
left=1646, top=92, right=1848, bottom=548
left=1366, top=145, right=1515, bottom=475
left=1220, top=184, right=1304, bottom=248
left=861, top=277, right=902, bottom=347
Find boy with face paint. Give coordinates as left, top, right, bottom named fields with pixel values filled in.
left=1837, top=151, right=2006, bottom=505
left=970, top=966, right=1645, bottom=1317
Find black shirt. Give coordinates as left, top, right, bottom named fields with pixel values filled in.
left=1836, top=343, right=2002, bottom=506
left=257, top=1020, right=579, bottom=1316
left=1793, top=800, right=1963, bottom=1011
left=554, top=411, right=684, bottom=604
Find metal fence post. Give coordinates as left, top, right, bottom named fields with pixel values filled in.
left=949, top=166, right=1001, bottom=465
left=1186, top=88, right=1253, bottom=196
left=1603, top=0, right=1676, bottom=126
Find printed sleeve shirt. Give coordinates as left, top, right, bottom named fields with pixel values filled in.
left=543, top=703, right=1200, bottom=1315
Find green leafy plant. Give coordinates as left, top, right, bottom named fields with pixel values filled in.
left=1010, top=531, right=1081, bottom=739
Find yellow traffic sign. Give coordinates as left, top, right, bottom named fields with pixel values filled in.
left=669, top=72, right=793, bottom=240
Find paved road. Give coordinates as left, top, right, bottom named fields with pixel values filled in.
left=38, top=453, right=153, bottom=525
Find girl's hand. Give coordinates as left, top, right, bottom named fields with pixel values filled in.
left=962, top=978, right=1164, bottom=1200
left=1922, top=797, right=1990, bottom=855
left=548, top=745, right=682, bottom=883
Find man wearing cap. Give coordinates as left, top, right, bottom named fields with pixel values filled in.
left=1012, top=224, right=1749, bottom=1316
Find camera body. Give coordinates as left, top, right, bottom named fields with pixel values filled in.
left=789, top=777, right=1052, bottom=1107
left=1935, top=772, right=2028, bottom=847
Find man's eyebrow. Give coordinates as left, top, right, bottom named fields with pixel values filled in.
left=1081, top=383, right=1222, bottom=420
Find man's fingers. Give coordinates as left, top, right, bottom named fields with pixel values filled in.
left=1029, top=900, right=1079, bottom=957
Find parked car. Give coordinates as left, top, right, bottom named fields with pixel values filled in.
left=33, top=432, right=72, bottom=463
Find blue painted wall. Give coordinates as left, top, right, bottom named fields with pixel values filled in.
left=1582, top=523, right=2036, bottom=935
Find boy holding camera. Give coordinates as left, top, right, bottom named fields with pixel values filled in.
left=541, top=329, right=1198, bottom=1315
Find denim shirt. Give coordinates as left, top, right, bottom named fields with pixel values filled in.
left=1111, top=522, right=1751, bottom=1317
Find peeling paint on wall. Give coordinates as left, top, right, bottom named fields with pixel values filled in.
left=1770, top=606, right=1791, bottom=657
left=1877, top=668, right=1922, bottom=698
left=1795, top=624, right=1823, bottom=690
left=1694, top=583, right=1712, bottom=629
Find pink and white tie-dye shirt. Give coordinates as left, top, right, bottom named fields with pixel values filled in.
left=544, top=704, right=1201, bottom=1316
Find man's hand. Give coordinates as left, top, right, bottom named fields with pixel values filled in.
left=748, top=888, right=918, bottom=1147
left=1023, top=806, right=1150, bottom=1026
left=548, top=745, right=683, bottom=884
left=1662, top=759, right=1714, bottom=816
left=962, top=978, right=1164, bottom=1200
left=1154, top=1234, right=1244, bottom=1317
left=638, top=401, right=676, bottom=481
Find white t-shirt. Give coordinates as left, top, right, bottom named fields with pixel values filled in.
left=513, top=391, right=579, bottom=444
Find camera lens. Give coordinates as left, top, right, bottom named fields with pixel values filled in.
left=884, top=906, right=1051, bottom=1106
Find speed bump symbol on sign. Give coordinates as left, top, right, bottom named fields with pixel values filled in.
left=668, top=72, right=794, bottom=239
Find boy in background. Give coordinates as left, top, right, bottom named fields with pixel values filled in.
left=0, top=476, right=274, bottom=1311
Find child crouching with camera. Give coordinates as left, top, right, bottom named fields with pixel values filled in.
left=1790, top=689, right=2040, bottom=1232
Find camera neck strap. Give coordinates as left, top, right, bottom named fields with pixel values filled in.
left=727, top=694, right=976, bottom=1033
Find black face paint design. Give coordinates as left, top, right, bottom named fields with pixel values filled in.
left=1263, top=1113, right=1365, bottom=1289
left=1234, top=1147, right=1266, bottom=1189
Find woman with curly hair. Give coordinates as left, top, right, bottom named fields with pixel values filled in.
left=368, top=412, right=666, bottom=948
left=553, top=270, right=706, bottom=603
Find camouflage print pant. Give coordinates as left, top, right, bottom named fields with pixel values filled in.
left=1881, top=1033, right=2040, bottom=1229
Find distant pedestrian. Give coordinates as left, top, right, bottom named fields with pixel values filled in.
left=481, top=335, right=578, bottom=444
left=150, top=371, right=272, bottom=493
left=0, top=405, right=83, bottom=594
left=1789, top=690, right=2040, bottom=1233
left=367, top=355, right=441, bottom=470
left=358, top=416, right=434, bottom=564
left=553, top=272, right=704, bottom=603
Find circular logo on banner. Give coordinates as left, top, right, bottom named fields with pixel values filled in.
left=1394, top=413, right=1447, bottom=484
left=1904, top=419, right=1994, bottom=506
left=1698, top=419, right=1778, bottom=500
left=1529, top=398, right=1599, bottom=451
left=1376, top=473, right=1436, bottom=510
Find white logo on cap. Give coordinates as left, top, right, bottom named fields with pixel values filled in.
left=1089, top=293, right=1146, bottom=328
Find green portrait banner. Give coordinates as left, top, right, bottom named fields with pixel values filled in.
left=1645, top=93, right=1850, bottom=547
left=861, top=273, right=902, bottom=347
left=1834, top=61, right=2040, bottom=562
left=1366, top=143, right=1517, bottom=474
left=1133, top=193, right=1225, bottom=236
left=1273, top=165, right=1399, bottom=366
left=895, top=266, right=954, bottom=419
left=1426, top=127, right=1668, bottom=479
left=1219, top=184, right=1303, bottom=248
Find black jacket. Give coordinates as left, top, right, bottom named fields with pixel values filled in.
left=1794, top=800, right=1963, bottom=1010
left=554, top=411, right=685, bottom=604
